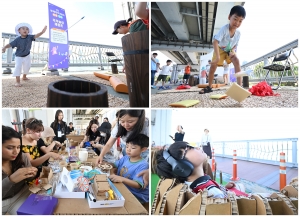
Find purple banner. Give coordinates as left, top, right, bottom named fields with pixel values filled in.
left=48, top=2, right=69, bottom=69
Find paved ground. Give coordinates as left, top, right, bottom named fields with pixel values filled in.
left=2, top=67, right=129, bottom=101
left=215, top=156, right=298, bottom=192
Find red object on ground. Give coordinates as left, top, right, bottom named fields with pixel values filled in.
left=249, top=81, right=280, bottom=96
left=279, top=152, right=286, bottom=190
left=176, top=85, right=191, bottom=90
left=230, top=150, right=239, bottom=181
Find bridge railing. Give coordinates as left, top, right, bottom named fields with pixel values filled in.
left=240, top=39, right=298, bottom=83
left=208, top=138, right=298, bottom=168
left=2, top=33, right=124, bottom=68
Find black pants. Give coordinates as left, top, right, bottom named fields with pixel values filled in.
left=203, top=142, right=212, bottom=159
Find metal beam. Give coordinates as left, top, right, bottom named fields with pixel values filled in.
left=156, top=2, right=189, bottom=41
left=151, top=13, right=169, bottom=37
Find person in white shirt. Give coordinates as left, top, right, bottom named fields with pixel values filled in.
left=200, top=129, right=212, bottom=159
left=154, top=60, right=173, bottom=90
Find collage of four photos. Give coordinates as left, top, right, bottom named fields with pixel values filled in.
left=1, top=0, right=299, bottom=215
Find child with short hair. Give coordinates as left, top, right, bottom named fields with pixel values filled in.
left=183, top=62, right=192, bottom=85
left=200, top=67, right=207, bottom=84
left=109, top=134, right=149, bottom=204
left=2, top=23, right=47, bottom=87
left=154, top=60, right=173, bottom=90
left=199, top=5, right=246, bottom=94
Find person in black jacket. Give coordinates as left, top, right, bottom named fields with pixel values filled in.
left=50, top=110, right=69, bottom=144
left=170, top=125, right=185, bottom=142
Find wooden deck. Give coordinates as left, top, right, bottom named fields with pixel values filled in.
left=215, top=156, right=298, bottom=191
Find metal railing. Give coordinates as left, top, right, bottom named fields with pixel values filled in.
left=240, top=39, right=298, bottom=83
left=2, top=33, right=123, bottom=69
left=209, top=138, right=298, bottom=168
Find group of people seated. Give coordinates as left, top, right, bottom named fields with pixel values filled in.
left=2, top=109, right=150, bottom=214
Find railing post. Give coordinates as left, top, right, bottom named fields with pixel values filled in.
left=222, top=142, right=225, bottom=157
left=246, top=141, right=250, bottom=161
left=3, top=37, right=14, bottom=74
left=292, top=139, right=297, bottom=167
left=98, top=46, right=104, bottom=70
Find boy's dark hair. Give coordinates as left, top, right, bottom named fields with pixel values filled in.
left=166, top=60, right=172, bottom=63
left=126, top=134, right=149, bottom=149
left=229, top=5, right=246, bottom=18
left=153, top=53, right=158, bottom=55
left=69, top=122, right=73, bottom=125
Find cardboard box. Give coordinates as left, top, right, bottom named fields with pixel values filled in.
left=53, top=182, right=85, bottom=199
left=40, top=166, right=53, bottom=184
left=87, top=179, right=125, bottom=208
left=94, top=174, right=108, bottom=182
left=267, top=192, right=297, bottom=215
left=53, top=182, right=147, bottom=215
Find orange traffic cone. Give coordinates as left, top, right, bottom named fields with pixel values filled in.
left=230, top=150, right=239, bottom=181
left=279, top=152, right=286, bottom=190
left=211, top=148, right=215, bottom=172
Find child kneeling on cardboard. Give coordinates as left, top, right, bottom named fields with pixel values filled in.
left=109, top=134, right=149, bottom=204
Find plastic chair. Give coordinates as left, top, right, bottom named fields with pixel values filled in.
left=263, top=48, right=298, bottom=90
left=105, top=52, right=123, bottom=65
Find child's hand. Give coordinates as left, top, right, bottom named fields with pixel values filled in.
left=109, top=174, right=123, bottom=183
left=41, top=26, right=47, bottom=34
left=225, top=182, right=236, bottom=189
left=2, top=47, right=6, bottom=53
left=229, top=50, right=236, bottom=58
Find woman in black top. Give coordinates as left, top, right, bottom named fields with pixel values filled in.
left=67, top=122, right=74, bottom=134
left=50, top=110, right=69, bottom=144
left=170, top=125, right=185, bottom=142
left=80, top=120, right=101, bottom=155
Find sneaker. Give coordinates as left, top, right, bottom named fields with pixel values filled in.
left=158, top=86, right=166, bottom=90
left=165, top=86, right=172, bottom=89
left=151, top=85, right=156, bottom=89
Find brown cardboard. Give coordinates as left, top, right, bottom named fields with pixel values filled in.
left=269, top=192, right=297, bottom=215
left=96, top=182, right=110, bottom=196
left=66, top=135, right=84, bottom=143
left=236, top=198, right=256, bottom=215
left=153, top=179, right=176, bottom=215
left=40, top=167, right=53, bottom=184
left=225, top=83, right=251, bottom=102
left=251, top=194, right=267, bottom=215
left=281, top=185, right=298, bottom=197
left=205, top=199, right=232, bottom=215
left=94, top=174, right=108, bottom=182
left=161, top=184, right=184, bottom=215
left=54, top=182, right=148, bottom=215
left=268, top=200, right=295, bottom=215
left=179, top=192, right=201, bottom=215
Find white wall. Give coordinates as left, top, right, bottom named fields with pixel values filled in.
left=151, top=109, right=173, bottom=146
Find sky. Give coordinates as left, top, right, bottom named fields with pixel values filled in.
left=153, top=0, right=299, bottom=66
left=170, top=109, right=299, bottom=142
left=1, top=1, right=123, bottom=46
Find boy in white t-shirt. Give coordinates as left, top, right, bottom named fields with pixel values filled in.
left=154, top=60, right=173, bottom=90
left=199, top=5, right=246, bottom=94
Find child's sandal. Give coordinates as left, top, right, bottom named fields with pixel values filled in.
left=199, top=86, right=212, bottom=94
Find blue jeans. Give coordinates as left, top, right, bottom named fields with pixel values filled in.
left=151, top=70, right=156, bottom=85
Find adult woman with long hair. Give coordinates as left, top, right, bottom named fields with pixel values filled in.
left=50, top=110, right=68, bottom=144
left=96, top=110, right=148, bottom=164
left=22, top=118, right=61, bottom=168
left=80, top=120, right=101, bottom=155
left=96, top=110, right=149, bottom=187
left=2, top=125, right=37, bottom=215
